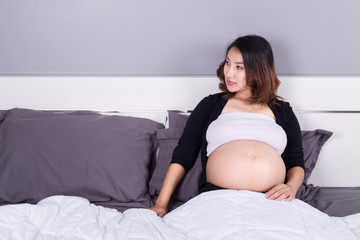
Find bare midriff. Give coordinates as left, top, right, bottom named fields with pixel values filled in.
left=206, top=140, right=286, bottom=192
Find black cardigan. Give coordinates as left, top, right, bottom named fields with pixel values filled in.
left=171, top=92, right=305, bottom=193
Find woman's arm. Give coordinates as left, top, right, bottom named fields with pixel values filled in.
left=285, top=166, right=305, bottom=193
left=266, top=101, right=305, bottom=201
left=171, top=96, right=211, bottom=172
left=149, top=163, right=185, bottom=217
left=265, top=166, right=305, bottom=201
left=150, top=95, right=215, bottom=216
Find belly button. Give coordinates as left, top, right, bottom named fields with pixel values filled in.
left=250, top=155, right=256, bottom=160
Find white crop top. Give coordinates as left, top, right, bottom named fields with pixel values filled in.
left=206, top=112, right=287, bottom=156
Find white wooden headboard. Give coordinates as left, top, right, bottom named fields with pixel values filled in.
left=1, top=76, right=359, bottom=187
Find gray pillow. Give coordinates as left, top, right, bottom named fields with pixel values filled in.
left=0, top=108, right=164, bottom=211
left=301, top=129, right=333, bottom=183
left=0, top=110, right=7, bottom=128
left=168, top=111, right=189, bottom=129
left=149, top=111, right=332, bottom=203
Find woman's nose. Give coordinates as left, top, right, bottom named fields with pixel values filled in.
left=225, top=66, right=234, bottom=78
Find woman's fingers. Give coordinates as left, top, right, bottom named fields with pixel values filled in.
left=266, top=184, right=285, bottom=199
left=149, top=206, right=168, bottom=218
left=286, top=194, right=295, bottom=201
left=266, top=184, right=295, bottom=201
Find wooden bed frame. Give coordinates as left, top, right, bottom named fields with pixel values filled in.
left=1, top=76, right=359, bottom=187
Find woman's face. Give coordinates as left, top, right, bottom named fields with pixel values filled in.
left=223, top=47, right=249, bottom=96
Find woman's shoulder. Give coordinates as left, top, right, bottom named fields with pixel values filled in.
left=205, top=92, right=226, bottom=100
left=274, top=98, right=292, bottom=110
left=271, top=99, right=296, bottom=124
left=193, top=92, right=227, bottom=115
left=198, top=92, right=226, bottom=106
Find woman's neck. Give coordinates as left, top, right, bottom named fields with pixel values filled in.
left=232, top=89, right=252, bottom=103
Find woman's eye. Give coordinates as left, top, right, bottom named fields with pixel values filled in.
left=225, top=60, right=230, bottom=65
left=236, top=66, right=243, bottom=70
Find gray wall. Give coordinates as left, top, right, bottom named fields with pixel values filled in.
left=0, top=0, right=359, bottom=76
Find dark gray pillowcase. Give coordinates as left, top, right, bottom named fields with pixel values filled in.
left=0, top=110, right=7, bottom=128
left=301, top=129, right=333, bottom=183
left=149, top=111, right=332, bottom=203
left=168, top=111, right=189, bottom=129
left=0, top=108, right=164, bottom=211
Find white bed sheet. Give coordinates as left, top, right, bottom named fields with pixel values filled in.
left=0, top=190, right=359, bottom=240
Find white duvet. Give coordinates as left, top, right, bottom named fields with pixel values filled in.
left=0, top=190, right=359, bottom=240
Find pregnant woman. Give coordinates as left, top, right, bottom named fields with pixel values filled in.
left=150, top=35, right=305, bottom=217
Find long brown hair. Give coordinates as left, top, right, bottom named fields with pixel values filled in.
left=217, top=35, right=281, bottom=106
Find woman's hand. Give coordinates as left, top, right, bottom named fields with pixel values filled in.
left=266, top=167, right=305, bottom=201
left=149, top=204, right=168, bottom=218
left=149, top=163, right=185, bottom=218
left=265, top=183, right=297, bottom=201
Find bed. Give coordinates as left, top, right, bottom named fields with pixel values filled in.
left=0, top=76, right=359, bottom=239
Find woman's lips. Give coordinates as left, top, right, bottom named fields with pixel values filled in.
left=226, top=80, right=236, bottom=86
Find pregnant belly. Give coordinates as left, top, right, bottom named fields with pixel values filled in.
left=206, top=140, right=286, bottom=192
